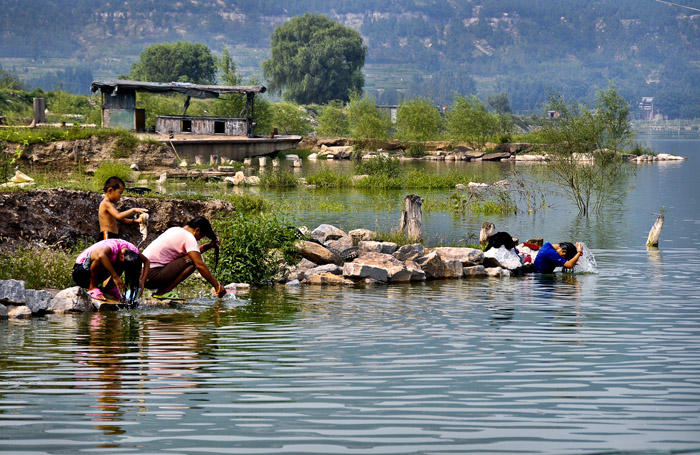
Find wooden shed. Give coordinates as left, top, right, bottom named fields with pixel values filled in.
left=90, top=80, right=266, bottom=137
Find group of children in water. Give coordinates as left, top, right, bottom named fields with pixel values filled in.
left=72, top=176, right=226, bottom=304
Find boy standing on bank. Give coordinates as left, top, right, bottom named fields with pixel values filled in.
left=98, top=177, right=148, bottom=241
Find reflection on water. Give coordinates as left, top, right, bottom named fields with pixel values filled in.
left=1, top=137, right=700, bottom=454
left=2, top=246, right=700, bottom=454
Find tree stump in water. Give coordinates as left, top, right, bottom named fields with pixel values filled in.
left=399, top=194, right=424, bottom=242
left=480, top=222, right=495, bottom=247
left=646, top=210, right=665, bottom=247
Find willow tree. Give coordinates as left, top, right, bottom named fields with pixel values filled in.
left=539, top=84, right=634, bottom=216
left=262, top=14, right=366, bottom=104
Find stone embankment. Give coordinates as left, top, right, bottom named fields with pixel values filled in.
left=281, top=223, right=524, bottom=288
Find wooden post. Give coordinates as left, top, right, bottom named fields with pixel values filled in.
left=646, top=209, right=665, bottom=247
left=400, top=194, right=424, bottom=242
left=33, top=98, right=47, bottom=124
left=480, top=222, right=495, bottom=247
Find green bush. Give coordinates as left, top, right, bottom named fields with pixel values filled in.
left=305, top=167, right=352, bottom=188
left=404, top=143, right=427, bottom=158
left=316, top=100, right=349, bottom=137
left=212, top=212, right=300, bottom=286
left=354, top=155, right=401, bottom=178
left=0, top=243, right=87, bottom=289
left=222, top=193, right=273, bottom=214
left=113, top=131, right=140, bottom=159
left=395, top=97, right=443, bottom=141
left=259, top=168, right=298, bottom=188
left=93, top=161, right=133, bottom=188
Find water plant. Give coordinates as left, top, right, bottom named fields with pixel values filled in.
left=259, top=168, right=298, bottom=188
left=305, top=167, right=352, bottom=188
left=212, top=212, right=300, bottom=286
left=354, top=155, right=401, bottom=178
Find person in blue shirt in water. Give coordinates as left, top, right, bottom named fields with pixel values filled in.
left=532, top=241, right=583, bottom=274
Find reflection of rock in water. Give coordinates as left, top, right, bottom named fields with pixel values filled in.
left=573, top=243, right=597, bottom=273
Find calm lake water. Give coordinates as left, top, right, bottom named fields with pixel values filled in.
left=1, top=136, right=700, bottom=454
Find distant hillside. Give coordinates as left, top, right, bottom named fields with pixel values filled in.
left=0, top=0, right=699, bottom=117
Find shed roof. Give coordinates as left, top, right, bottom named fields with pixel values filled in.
left=90, top=79, right=266, bottom=99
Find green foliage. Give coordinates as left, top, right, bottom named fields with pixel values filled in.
left=270, top=102, right=312, bottom=135
left=305, top=167, right=352, bottom=188
left=449, top=187, right=518, bottom=216
left=0, top=243, right=86, bottom=289
left=316, top=101, right=349, bottom=137
left=404, top=143, right=427, bottom=158
left=447, top=94, right=504, bottom=150
left=539, top=86, right=635, bottom=216
left=355, top=155, right=401, bottom=178
left=346, top=93, right=391, bottom=144
left=0, top=68, right=25, bottom=90
left=262, top=13, right=366, bottom=104
left=128, top=41, right=217, bottom=84
left=259, top=168, right=298, bottom=188
left=487, top=92, right=512, bottom=114
left=221, top=193, right=273, bottom=214
left=113, top=132, right=139, bottom=159
left=395, top=97, right=443, bottom=141
left=213, top=212, right=300, bottom=286
left=93, top=161, right=133, bottom=188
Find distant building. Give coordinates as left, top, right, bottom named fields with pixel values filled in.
left=639, top=97, right=654, bottom=120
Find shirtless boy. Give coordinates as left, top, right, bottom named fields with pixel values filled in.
left=98, top=176, right=148, bottom=241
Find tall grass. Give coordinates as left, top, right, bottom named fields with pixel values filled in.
left=0, top=243, right=89, bottom=290
left=0, top=125, right=140, bottom=145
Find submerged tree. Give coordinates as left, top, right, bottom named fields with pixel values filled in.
left=539, top=85, right=635, bottom=216
left=262, top=14, right=366, bottom=104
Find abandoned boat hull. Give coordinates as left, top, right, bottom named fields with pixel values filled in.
left=156, top=134, right=303, bottom=162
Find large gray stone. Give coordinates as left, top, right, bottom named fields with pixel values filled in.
left=443, top=259, right=464, bottom=278
left=481, top=151, right=512, bottom=161
left=405, top=260, right=427, bottom=281
left=312, top=224, right=347, bottom=243
left=463, top=265, right=488, bottom=277
left=24, top=289, right=52, bottom=314
left=358, top=241, right=399, bottom=256
left=48, top=287, right=94, bottom=313
left=352, top=252, right=412, bottom=282
left=393, top=244, right=425, bottom=262
left=431, top=247, right=484, bottom=266
left=325, top=235, right=353, bottom=253
left=8, top=305, right=32, bottom=319
left=415, top=251, right=447, bottom=279
left=296, top=240, right=343, bottom=266
left=305, top=272, right=354, bottom=286
left=343, top=262, right=389, bottom=283
left=0, top=303, right=7, bottom=319
left=304, top=264, right=342, bottom=278
left=0, top=279, right=26, bottom=305
left=486, top=267, right=512, bottom=277
left=348, top=229, right=376, bottom=242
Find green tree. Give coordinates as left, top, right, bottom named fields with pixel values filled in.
left=128, top=41, right=216, bottom=84
left=596, top=82, right=632, bottom=152
left=316, top=100, right=349, bottom=137
left=487, top=92, right=512, bottom=114
left=446, top=95, right=500, bottom=150
left=0, top=68, right=25, bottom=90
left=262, top=14, right=366, bottom=104
left=270, top=102, right=312, bottom=135
left=395, top=97, right=443, bottom=141
left=539, top=88, right=634, bottom=216
left=346, top=93, right=391, bottom=144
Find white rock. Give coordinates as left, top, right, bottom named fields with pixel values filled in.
left=48, top=287, right=93, bottom=313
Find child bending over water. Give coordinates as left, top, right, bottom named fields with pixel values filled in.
left=72, top=239, right=150, bottom=301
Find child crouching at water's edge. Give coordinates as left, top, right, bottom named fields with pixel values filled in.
left=98, top=176, right=148, bottom=241
left=72, top=239, right=150, bottom=302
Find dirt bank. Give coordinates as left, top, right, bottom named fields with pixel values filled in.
left=0, top=189, right=235, bottom=249
left=3, top=136, right=179, bottom=173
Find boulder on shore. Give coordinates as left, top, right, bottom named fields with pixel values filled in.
left=431, top=247, right=484, bottom=266
left=48, top=286, right=93, bottom=313
left=296, top=240, right=343, bottom=266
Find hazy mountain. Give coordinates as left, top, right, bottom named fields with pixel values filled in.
left=1, top=0, right=698, bottom=117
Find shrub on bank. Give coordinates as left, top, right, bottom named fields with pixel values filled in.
left=93, top=161, right=133, bottom=188
left=0, top=243, right=87, bottom=290
left=260, top=168, right=298, bottom=188
left=305, top=168, right=352, bottom=188
left=212, top=212, right=300, bottom=286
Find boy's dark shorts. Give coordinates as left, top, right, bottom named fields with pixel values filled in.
left=145, top=255, right=193, bottom=291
